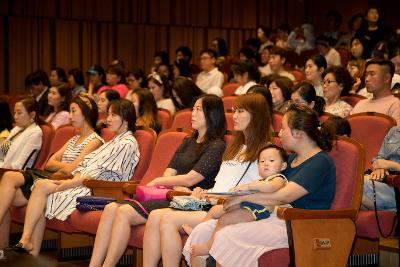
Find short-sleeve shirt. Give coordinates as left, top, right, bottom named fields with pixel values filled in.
left=283, top=151, right=336, bottom=209
left=168, top=137, right=226, bottom=189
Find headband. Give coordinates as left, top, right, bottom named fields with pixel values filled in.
left=148, top=72, right=163, bottom=85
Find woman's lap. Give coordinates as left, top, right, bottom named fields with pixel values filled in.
left=363, top=175, right=396, bottom=210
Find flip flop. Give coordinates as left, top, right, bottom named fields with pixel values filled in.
left=6, top=242, right=30, bottom=253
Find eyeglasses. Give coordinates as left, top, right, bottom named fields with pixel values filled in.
left=321, top=80, right=337, bottom=86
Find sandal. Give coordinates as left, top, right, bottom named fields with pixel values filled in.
left=6, top=242, right=30, bottom=253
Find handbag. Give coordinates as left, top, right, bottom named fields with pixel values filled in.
left=135, top=185, right=171, bottom=202
left=170, top=196, right=212, bottom=211
left=76, top=196, right=116, bottom=211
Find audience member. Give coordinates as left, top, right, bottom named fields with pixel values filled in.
left=322, top=66, right=354, bottom=117
left=131, top=88, right=161, bottom=133
left=68, top=68, right=87, bottom=96
left=347, top=59, right=366, bottom=94
left=195, top=49, right=224, bottom=97
left=49, top=67, right=68, bottom=87
left=148, top=72, right=176, bottom=115
left=258, top=46, right=272, bottom=77
left=323, top=10, right=343, bottom=46
left=350, top=36, right=370, bottom=60
left=97, top=66, right=129, bottom=98
left=336, top=13, right=364, bottom=48
left=232, top=61, right=260, bottom=95
left=126, top=68, right=148, bottom=102
left=322, top=115, right=352, bottom=137
left=97, top=89, right=120, bottom=129
left=0, top=98, right=43, bottom=170
left=304, top=55, right=327, bottom=96
left=87, top=65, right=106, bottom=95
left=175, top=46, right=192, bottom=63
left=171, top=77, right=203, bottom=111
left=287, top=24, right=316, bottom=54
left=172, top=59, right=192, bottom=79
left=269, top=76, right=293, bottom=113
left=291, top=81, right=326, bottom=116
left=151, top=51, right=169, bottom=74
left=350, top=58, right=400, bottom=124
left=315, top=36, right=341, bottom=67
left=25, top=70, right=51, bottom=118
left=257, top=25, right=274, bottom=54
left=266, top=46, right=295, bottom=81
left=247, top=85, right=273, bottom=118
left=45, top=83, right=72, bottom=130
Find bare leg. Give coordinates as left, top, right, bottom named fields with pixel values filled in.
left=191, top=208, right=253, bottom=257
left=89, top=202, right=120, bottom=267
left=143, top=208, right=174, bottom=267
left=191, top=255, right=206, bottom=267
left=29, top=214, right=46, bottom=256
left=19, top=179, right=57, bottom=253
left=0, top=172, right=26, bottom=223
left=182, top=205, right=225, bottom=235
left=160, top=210, right=207, bottom=267
left=102, top=204, right=147, bottom=267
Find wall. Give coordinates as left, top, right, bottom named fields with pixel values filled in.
left=2, top=0, right=397, bottom=94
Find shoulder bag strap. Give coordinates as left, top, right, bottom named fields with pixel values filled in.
left=234, top=162, right=252, bottom=187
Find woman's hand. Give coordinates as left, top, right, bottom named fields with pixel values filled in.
left=370, top=169, right=388, bottom=181
left=54, top=179, right=72, bottom=192
left=229, top=184, right=249, bottom=192
left=191, top=187, right=207, bottom=199
left=223, top=196, right=242, bottom=211
left=372, top=159, right=393, bottom=170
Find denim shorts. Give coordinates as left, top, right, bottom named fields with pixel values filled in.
left=240, top=201, right=271, bottom=220
left=363, top=175, right=396, bottom=211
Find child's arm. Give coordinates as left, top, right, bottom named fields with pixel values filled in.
left=248, top=175, right=286, bottom=193
left=204, top=205, right=225, bottom=220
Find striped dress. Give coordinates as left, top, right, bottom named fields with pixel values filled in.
left=44, top=131, right=140, bottom=221
left=60, top=132, right=104, bottom=164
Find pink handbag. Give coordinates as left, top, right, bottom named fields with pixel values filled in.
left=135, top=185, right=171, bottom=202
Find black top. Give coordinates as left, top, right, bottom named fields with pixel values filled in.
left=168, top=137, right=226, bottom=190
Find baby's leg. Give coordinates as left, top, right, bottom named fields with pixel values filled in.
left=191, top=208, right=253, bottom=256
left=182, top=205, right=225, bottom=235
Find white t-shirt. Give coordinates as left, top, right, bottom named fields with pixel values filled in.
left=196, top=67, right=224, bottom=97
left=157, top=98, right=176, bottom=116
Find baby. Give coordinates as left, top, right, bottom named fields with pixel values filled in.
left=183, top=144, right=288, bottom=256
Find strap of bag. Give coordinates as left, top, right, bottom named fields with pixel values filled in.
left=124, top=198, right=149, bottom=216
left=234, top=162, right=252, bottom=187
left=372, top=180, right=397, bottom=238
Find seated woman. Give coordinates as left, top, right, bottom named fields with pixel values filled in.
left=148, top=72, right=176, bottom=115
left=171, top=77, right=203, bottom=111
left=11, top=99, right=140, bottom=256
left=88, top=94, right=227, bottom=267
left=291, top=82, right=326, bottom=116
left=97, top=66, right=129, bottom=98
left=269, top=76, right=293, bottom=113
left=142, top=93, right=272, bottom=267
left=125, top=68, right=148, bottom=102
left=68, top=68, right=87, bottom=97
left=131, top=88, right=162, bottom=133
left=185, top=104, right=336, bottom=267
left=97, top=89, right=120, bottom=129
left=0, top=98, right=12, bottom=144
left=322, top=66, right=354, bottom=118
left=232, top=61, right=260, bottom=95
left=347, top=58, right=366, bottom=95
left=362, top=125, right=400, bottom=211
left=304, top=55, right=327, bottom=97
left=0, top=98, right=43, bottom=170
left=0, top=95, right=103, bottom=249
left=45, top=83, right=72, bottom=130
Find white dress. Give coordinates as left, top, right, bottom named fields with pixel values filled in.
left=44, top=131, right=140, bottom=221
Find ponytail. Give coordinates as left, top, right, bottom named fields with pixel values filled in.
left=313, top=96, right=326, bottom=116
left=286, top=103, right=334, bottom=152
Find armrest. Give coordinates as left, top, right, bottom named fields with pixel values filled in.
left=385, top=175, right=400, bottom=187
left=83, top=179, right=134, bottom=200
left=277, top=207, right=358, bottom=221
left=166, top=190, right=191, bottom=201
left=122, top=181, right=141, bottom=194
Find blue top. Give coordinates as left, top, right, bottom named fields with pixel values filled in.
left=374, top=126, right=400, bottom=170
left=283, top=151, right=336, bottom=210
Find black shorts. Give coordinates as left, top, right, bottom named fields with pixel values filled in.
left=20, top=169, right=53, bottom=200
left=117, top=199, right=171, bottom=219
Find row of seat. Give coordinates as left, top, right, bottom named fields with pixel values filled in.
left=9, top=110, right=399, bottom=265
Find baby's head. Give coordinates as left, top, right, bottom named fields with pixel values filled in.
left=258, top=144, right=288, bottom=179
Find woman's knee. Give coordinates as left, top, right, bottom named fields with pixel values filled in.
left=1, top=172, right=24, bottom=188
left=103, top=202, right=119, bottom=214
left=32, top=179, right=55, bottom=194
left=159, top=212, right=181, bottom=233
left=115, top=204, right=142, bottom=224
